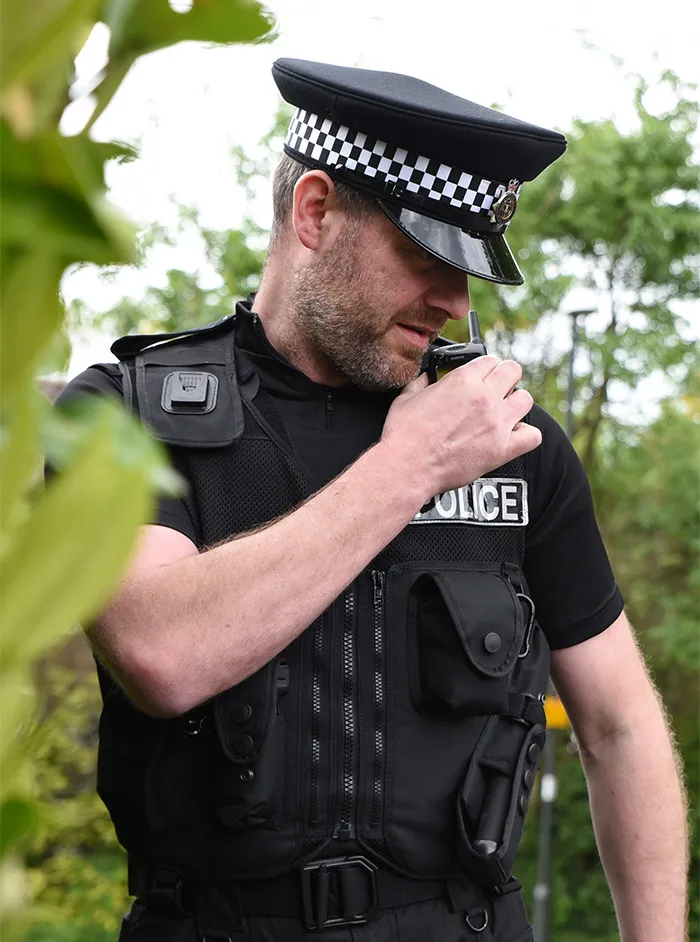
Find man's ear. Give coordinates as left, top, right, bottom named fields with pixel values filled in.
left=292, top=170, right=340, bottom=250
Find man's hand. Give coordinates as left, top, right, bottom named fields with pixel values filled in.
left=380, top=356, right=542, bottom=500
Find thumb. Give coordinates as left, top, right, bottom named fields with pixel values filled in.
left=397, top=372, right=429, bottom=401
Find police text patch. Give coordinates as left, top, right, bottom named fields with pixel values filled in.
left=411, top=477, right=528, bottom=527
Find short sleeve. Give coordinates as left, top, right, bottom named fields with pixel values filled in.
left=524, top=405, right=624, bottom=650
left=52, top=366, right=198, bottom=545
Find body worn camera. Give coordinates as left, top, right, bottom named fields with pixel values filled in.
left=422, top=310, right=487, bottom=384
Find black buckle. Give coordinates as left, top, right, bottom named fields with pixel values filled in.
left=300, top=856, right=377, bottom=931
left=147, top=866, right=188, bottom=915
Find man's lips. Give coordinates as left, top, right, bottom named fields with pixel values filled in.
left=395, top=322, right=440, bottom=350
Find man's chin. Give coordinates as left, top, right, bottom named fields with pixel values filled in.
left=386, top=342, right=424, bottom=384
left=325, top=334, right=423, bottom=391
left=363, top=355, right=422, bottom=391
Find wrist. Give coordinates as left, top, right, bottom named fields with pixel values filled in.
left=363, top=439, right=433, bottom=517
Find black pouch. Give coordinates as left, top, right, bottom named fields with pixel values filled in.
left=212, top=657, right=288, bottom=830
left=456, top=703, right=546, bottom=885
left=408, top=567, right=527, bottom=717
left=144, top=720, right=218, bottom=835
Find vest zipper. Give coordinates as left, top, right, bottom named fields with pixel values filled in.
left=370, top=570, right=386, bottom=830
left=309, top=618, right=324, bottom=827
left=336, top=585, right=357, bottom=840
left=324, top=392, right=334, bottom=431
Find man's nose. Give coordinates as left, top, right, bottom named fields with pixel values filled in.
left=424, top=270, right=470, bottom=321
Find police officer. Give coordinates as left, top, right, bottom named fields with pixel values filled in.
left=58, top=59, right=687, bottom=941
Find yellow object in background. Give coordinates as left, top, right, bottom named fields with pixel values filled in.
left=545, top=696, right=570, bottom=729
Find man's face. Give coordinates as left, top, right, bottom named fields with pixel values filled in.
left=290, top=207, right=470, bottom=391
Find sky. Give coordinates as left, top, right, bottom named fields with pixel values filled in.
left=60, top=0, right=700, bottom=385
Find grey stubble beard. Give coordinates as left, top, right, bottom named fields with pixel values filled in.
left=290, top=229, right=423, bottom=391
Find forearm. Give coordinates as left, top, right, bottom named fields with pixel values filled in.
left=104, top=440, right=424, bottom=715
left=579, top=696, right=688, bottom=942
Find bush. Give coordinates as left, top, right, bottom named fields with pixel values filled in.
left=23, top=667, right=128, bottom=939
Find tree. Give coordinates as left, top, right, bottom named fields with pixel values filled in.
left=467, top=72, right=700, bottom=462
left=66, top=104, right=295, bottom=340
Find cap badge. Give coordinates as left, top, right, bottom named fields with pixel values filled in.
left=490, top=179, right=520, bottom=226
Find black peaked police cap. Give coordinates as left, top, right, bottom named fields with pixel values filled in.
left=272, top=58, right=567, bottom=285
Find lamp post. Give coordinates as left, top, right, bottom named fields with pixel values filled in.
left=532, top=306, right=595, bottom=942
left=565, top=308, right=595, bottom=439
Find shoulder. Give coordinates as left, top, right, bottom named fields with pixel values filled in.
left=527, top=402, right=570, bottom=452
left=526, top=404, right=589, bottom=511
left=55, top=364, right=124, bottom=408
left=524, top=403, right=599, bottom=543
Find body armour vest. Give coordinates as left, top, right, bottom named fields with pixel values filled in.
left=100, top=314, right=550, bottom=887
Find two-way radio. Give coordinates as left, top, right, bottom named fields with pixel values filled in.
left=423, top=310, right=487, bottom=384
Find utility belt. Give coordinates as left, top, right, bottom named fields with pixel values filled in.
left=128, top=856, right=521, bottom=933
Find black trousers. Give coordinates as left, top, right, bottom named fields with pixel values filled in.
left=118, top=893, right=534, bottom=942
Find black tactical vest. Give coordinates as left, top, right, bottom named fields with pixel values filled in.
left=99, top=314, right=550, bottom=887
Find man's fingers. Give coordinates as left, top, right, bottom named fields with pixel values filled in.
left=398, top=372, right=429, bottom=399
left=505, top=387, right=534, bottom=422
left=509, top=421, right=542, bottom=458
left=452, top=355, right=502, bottom=381
left=483, top=359, right=523, bottom=396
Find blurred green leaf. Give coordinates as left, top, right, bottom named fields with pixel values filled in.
left=0, top=248, right=65, bottom=398
left=0, top=0, right=98, bottom=94
left=0, top=799, right=42, bottom=858
left=0, top=123, right=136, bottom=398
left=37, top=328, right=73, bottom=377
left=0, top=853, right=29, bottom=926
left=0, top=0, right=279, bottom=928
left=0, top=123, right=137, bottom=264
left=0, top=674, right=36, bottom=798
left=103, top=0, right=275, bottom=59
left=90, top=0, right=276, bottom=126
left=43, top=395, right=183, bottom=494
left=0, top=398, right=171, bottom=673
left=0, top=390, right=47, bottom=566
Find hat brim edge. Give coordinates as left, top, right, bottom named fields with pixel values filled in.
left=378, top=202, right=524, bottom=287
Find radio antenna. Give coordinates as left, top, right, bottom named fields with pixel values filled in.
left=468, top=309, right=483, bottom=345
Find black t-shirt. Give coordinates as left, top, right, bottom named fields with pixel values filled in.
left=55, top=305, right=623, bottom=651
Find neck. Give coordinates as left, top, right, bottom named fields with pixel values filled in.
left=253, top=256, right=348, bottom=387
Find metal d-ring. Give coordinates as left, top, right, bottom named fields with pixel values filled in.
left=466, top=907, right=489, bottom=932
left=517, top=592, right=536, bottom=659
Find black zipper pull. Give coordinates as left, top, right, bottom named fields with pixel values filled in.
left=276, top=659, right=290, bottom=697
left=372, top=569, right=385, bottom=603
left=334, top=823, right=354, bottom=841
left=324, top=392, right=334, bottom=430
left=275, top=659, right=289, bottom=715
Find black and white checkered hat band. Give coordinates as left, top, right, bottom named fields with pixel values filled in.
left=286, top=108, right=510, bottom=219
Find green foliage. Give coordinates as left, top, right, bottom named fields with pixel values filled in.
left=23, top=667, right=128, bottom=939
left=465, top=71, right=700, bottom=470
left=66, top=105, right=296, bottom=338
left=91, top=0, right=277, bottom=130
left=0, top=0, right=275, bottom=929
left=70, top=210, right=267, bottom=336
left=593, top=401, right=700, bottom=670
left=518, top=738, right=618, bottom=938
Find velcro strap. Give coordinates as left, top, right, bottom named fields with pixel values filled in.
left=507, top=692, right=546, bottom=727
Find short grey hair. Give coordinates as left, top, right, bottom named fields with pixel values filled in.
left=268, top=153, right=378, bottom=252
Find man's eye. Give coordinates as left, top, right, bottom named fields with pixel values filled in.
left=412, top=247, right=433, bottom=264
